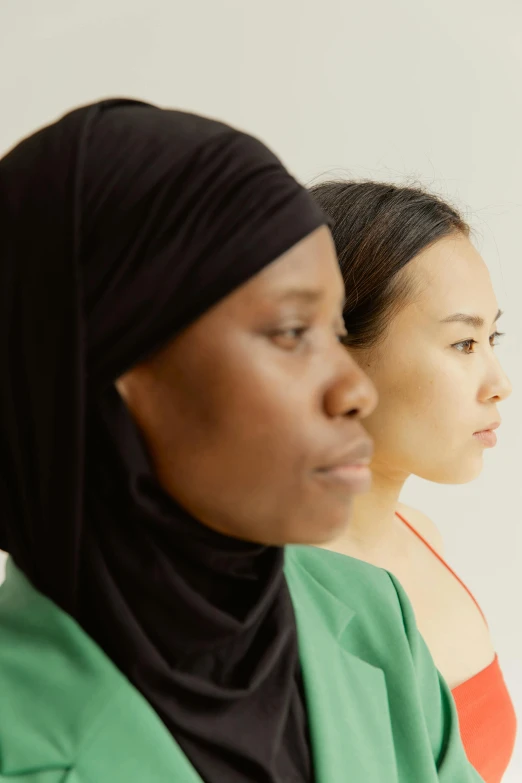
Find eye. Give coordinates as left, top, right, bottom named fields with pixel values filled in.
left=453, top=331, right=505, bottom=354
left=270, top=321, right=346, bottom=351
left=270, top=326, right=309, bottom=350
left=452, top=339, right=477, bottom=354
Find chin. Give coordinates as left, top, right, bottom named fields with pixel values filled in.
left=420, top=456, right=484, bottom=485
left=289, top=505, right=354, bottom=546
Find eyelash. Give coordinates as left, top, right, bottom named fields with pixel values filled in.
left=452, top=331, right=504, bottom=354
left=271, top=325, right=347, bottom=349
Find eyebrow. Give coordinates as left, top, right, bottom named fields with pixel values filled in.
left=440, top=309, right=503, bottom=328
left=275, top=288, right=347, bottom=308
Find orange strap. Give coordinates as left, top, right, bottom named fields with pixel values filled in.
left=395, top=511, right=487, bottom=626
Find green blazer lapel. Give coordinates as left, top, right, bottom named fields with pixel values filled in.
left=286, top=549, right=399, bottom=783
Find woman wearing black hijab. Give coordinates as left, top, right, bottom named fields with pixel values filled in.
left=0, top=99, right=483, bottom=782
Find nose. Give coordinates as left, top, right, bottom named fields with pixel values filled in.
left=480, top=352, right=513, bottom=403
left=324, top=343, right=378, bottom=419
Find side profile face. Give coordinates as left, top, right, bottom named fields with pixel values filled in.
left=117, top=226, right=377, bottom=545
left=353, top=232, right=512, bottom=485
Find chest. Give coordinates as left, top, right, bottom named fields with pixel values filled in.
left=385, top=544, right=495, bottom=690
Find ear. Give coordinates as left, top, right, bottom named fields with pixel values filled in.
left=114, top=367, right=153, bottom=419
left=115, top=376, right=129, bottom=403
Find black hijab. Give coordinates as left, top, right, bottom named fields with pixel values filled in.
left=0, top=100, right=327, bottom=782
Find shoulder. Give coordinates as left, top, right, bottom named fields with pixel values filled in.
left=285, top=546, right=483, bottom=780
left=286, top=546, right=430, bottom=696
left=396, top=502, right=445, bottom=556
left=286, top=544, right=394, bottom=593
left=285, top=545, right=407, bottom=629
left=0, top=559, right=125, bottom=777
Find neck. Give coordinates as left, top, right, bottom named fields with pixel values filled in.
left=328, top=465, right=409, bottom=558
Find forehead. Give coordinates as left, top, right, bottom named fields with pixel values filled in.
left=408, top=233, right=498, bottom=318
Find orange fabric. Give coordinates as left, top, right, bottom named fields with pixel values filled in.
left=452, top=656, right=517, bottom=783
left=396, top=511, right=517, bottom=783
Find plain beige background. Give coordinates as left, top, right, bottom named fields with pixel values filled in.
left=1, top=0, right=521, bottom=778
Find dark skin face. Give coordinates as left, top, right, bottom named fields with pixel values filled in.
left=117, top=226, right=377, bottom=546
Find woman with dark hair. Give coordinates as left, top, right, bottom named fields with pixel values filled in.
left=0, top=101, right=484, bottom=782
left=311, top=179, right=517, bottom=783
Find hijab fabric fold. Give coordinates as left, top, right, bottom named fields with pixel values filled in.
left=0, top=99, right=327, bottom=782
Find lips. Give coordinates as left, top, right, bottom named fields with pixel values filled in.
left=473, top=421, right=500, bottom=449
left=315, top=438, right=374, bottom=493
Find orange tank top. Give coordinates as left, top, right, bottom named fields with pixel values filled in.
left=396, top=512, right=517, bottom=783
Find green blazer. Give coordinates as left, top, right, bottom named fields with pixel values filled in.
left=0, top=547, right=484, bottom=782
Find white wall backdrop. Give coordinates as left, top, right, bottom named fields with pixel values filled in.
left=1, top=0, right=521, bottom=778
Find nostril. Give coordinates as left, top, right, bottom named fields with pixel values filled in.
left=346, top=408, right=360, bottom=419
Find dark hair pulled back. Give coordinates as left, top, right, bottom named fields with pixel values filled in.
left=309, top=180, right=469, bottom=348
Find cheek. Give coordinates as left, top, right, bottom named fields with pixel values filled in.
left=362, top=357, right=455, bottom=454
left=152, top=356, right=318, bottom=543
left=363, top=355, right=482, bottom=481
left=157, top=351, right=309, bottom=490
